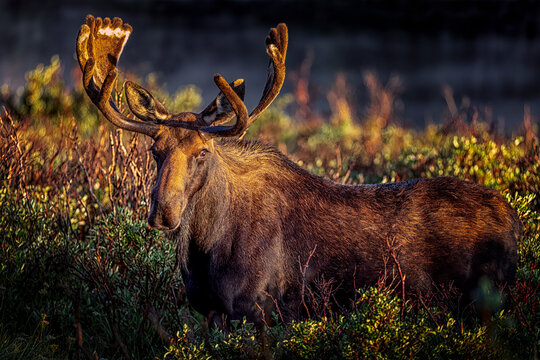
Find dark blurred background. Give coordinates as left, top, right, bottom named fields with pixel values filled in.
left=1, top=0, right=539, bottom=129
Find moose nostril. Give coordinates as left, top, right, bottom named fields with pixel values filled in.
left=148, top=210, right=177, bottom=230
left=148, top=218, right=167, bottom=230
left=160, top=216, right=174, bottom=229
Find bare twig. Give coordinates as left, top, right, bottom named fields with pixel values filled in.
left=299, top=245, right=317, bottom=319
left=418, top=294, right=440, bottom=328
left=263, top=290, right=285, bottom=324
left=71, top=131, right=106, bottom=217
left=386, top=236, right=406, bottom=318
left=111, top=322, right=131, bottom=360
left=108, top=131, right=117, bottom=214
left=255, top=302, right=270, bottom=328
left=144, top=305, right=172, bottom=343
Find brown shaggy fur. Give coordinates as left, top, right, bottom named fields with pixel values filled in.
left=160, top=137, right=520, bottom=324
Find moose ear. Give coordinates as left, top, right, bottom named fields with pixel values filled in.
left=125, top=81, right=170, bottom=122
left=200, top=79, right=245, bottom=126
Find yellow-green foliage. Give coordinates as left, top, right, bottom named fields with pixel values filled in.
left=282, top=288, right=497, bottom=360
left=18, top=56, right=71, bottom=117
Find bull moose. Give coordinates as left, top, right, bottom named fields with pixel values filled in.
left=76, top=15, right=520, bottom=325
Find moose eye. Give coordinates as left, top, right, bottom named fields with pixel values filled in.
left=200, top=149, right=209, bottom=158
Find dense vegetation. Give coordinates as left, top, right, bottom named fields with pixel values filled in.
left=0, top=57, right=538, bottom=359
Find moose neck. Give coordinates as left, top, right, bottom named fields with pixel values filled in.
left=173, top=140, right=256, bottom=269
left=172, top=138, right=337, bottom=271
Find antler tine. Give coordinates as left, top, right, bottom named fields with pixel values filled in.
left=77, top=15, right=161, bottom=138
left=240, top=23, right=288, bottom=138
left=200, top=74, right=249, bottom=137
left=198, top=23, right=287, bottom=139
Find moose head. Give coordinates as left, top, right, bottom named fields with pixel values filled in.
left=76, top=15, right=287, bottom=230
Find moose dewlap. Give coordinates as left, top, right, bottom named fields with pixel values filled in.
left=77, top=15, right=520, bottom=325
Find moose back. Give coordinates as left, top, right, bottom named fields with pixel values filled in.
left=76, top=15, right=520, bottom=325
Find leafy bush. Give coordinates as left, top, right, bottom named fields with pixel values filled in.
left=282, top=287, right=499, bottom=360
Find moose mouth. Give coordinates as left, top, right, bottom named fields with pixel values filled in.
left=164, top=220, right=182, bottom=232
left=147, top=202, right=186, bottom=232
left=148, top=220, right=181, bottom=232
left=147, top=210, right=182, bottom=231
left=146, top=191, right=184, bottom=230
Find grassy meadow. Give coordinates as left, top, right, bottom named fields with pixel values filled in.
left=0, top=56, right=539, bottom=359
